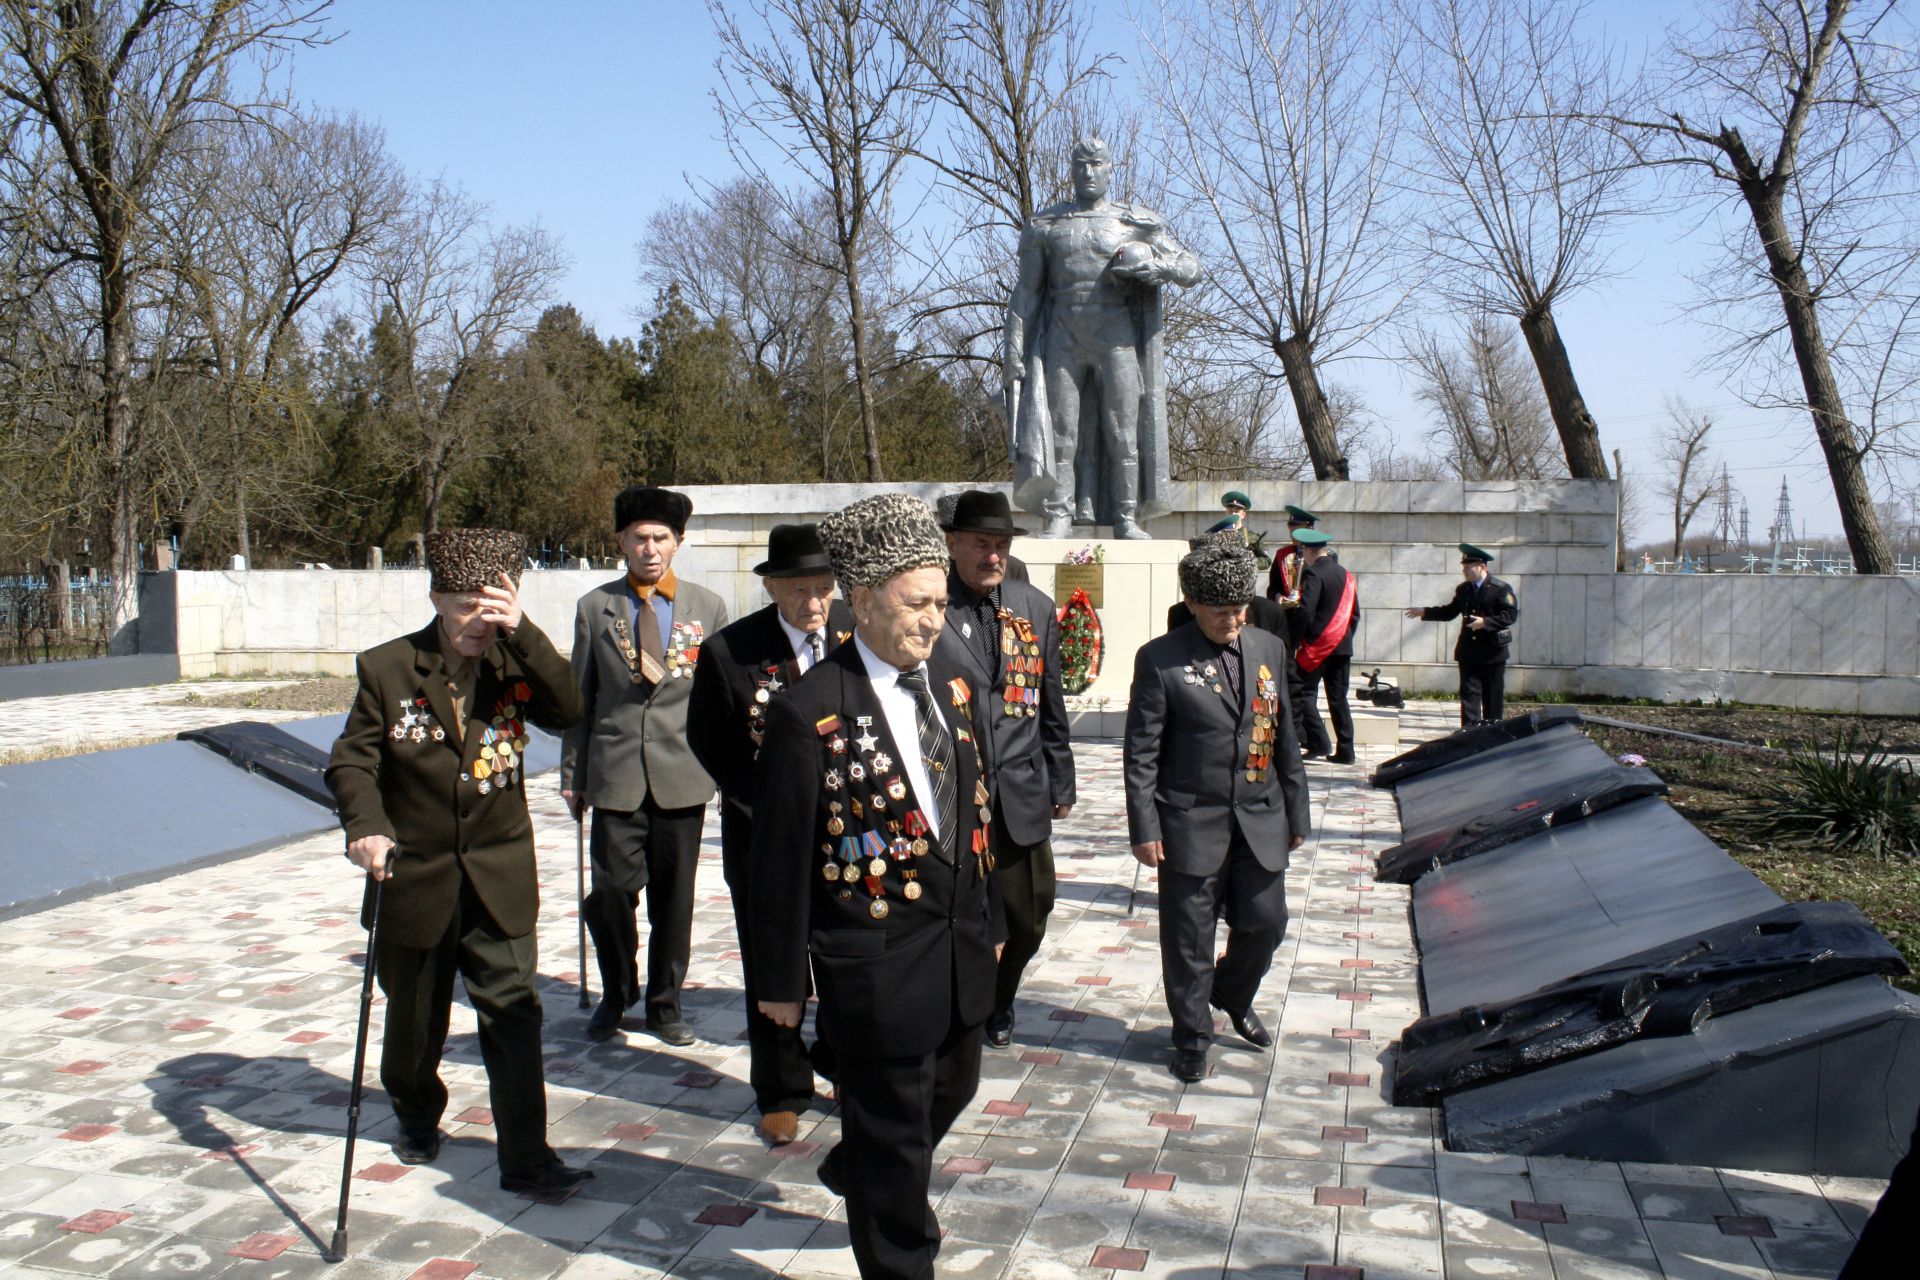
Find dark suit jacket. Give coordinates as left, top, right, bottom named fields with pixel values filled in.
left=934, top=573, right=1075, bottom=848
left=1421, top=574, right=1518, bottom=664
left=560, top=575, right=729, bottom=812
left=327, top=617, right=582, bottom=949
left=1289, top=559, right=1358, bottom=660
left=749, top=643, right=1000, bottom=1057
left=1166, top=596, right=1288, bottom=640
left=687, top=600, right=855, bottom=835
left=1123, top=622, right=1311, bottom=876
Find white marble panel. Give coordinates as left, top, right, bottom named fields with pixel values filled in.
left=1466, top=513, right=1517, bottom=545
left=1364, top=572, right=1411, bottom=610
left=1887, top=578, right=1920, bottom=675
left=1667, top=581, right=1704, bottom=669
left=1556, top=546, right=1616, bottom=575
left=1513, top=575, right=1548, bottom=665
left=1824, top=581, right=1886, bottom=675
left=1609, top=576, right=1643, bottom=667
left=1583, top=576, right=1615, bottom=665
left=1857, top=675, right=1920, bottom=715
left=1406, top=482, right=1466, bottom=513
left=1343, top=481, right=1411, bottom=513
left=1639, top=576, right=1674, bottom=668
left=1551, top=574, right=1587, bottom=667
left=1344, top=512, right=1408, bottom=542
left=1787, top=580, right=1824, bottom=671
left=1461, top=481, right=1523, bottom=512
left=1495, top=546, right=1554, bottom=575
left=1697, top=577, right=1734, bottom=673
left=1403, top=512, right=1464, bottom=545
left=1393, top=544, right=1451, bottom=574
left=1570, top=514, right=1621, bottom=546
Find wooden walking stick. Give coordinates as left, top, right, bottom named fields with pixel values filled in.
left=329, top=853, right=392, bottom=1262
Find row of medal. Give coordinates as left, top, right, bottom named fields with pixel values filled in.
left=390, top=697, right=446, bottom=745
left=745, top=662, right=789, bottom=752
left=470, top=682, right=534, bottom=794
left=998, top=610, right=1045, bottom=718
left=1245, top=663, right=1279, bottom=782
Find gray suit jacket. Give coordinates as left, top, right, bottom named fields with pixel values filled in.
left=560, top=575, right=729, bottom=811
left=1123, top=622, right=1311, bottom=875
left=934, top=574, right=1076, bottom=848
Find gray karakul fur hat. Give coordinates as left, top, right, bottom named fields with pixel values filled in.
left=1178, top=540, right=1257, bottom=606
left=1186, top=527, right=1246, bottom=551
left=425, top=528, right=526, bottom=594
left=819, top=494, right=949, bottom=595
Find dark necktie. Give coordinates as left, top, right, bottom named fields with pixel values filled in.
left=807, top=630, right=823, bottom=666
left=636, top=594, right=665, bottom=663
left=895, top=669, right=958, bottom=856
left=977, top=591, right=1000, bottom=673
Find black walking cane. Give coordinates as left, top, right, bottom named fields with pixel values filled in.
left=576, top=812, right=591, bottom=1009
left=1128, top=860, right=1144, bottom=916
left=330, top=852, right=393, bottom=1263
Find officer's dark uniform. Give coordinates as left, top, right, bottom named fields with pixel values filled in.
left=326, top=530, right=583, bottom=1186
left=1288, top=537, right=1358, bottom=761
left=1415, top=544, right=1518, bottom=728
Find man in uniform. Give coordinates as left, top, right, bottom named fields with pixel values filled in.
left=1405, top=543, right=1518, bottom=728
left=1265, top=504, right=1319, bottom=604
left=326, top=529, right=591, bottom=1195
left=934, top=489, right=1075, bottom=1049
left=751, top=494, right=1003, bottom=1280
left=562, top=486, right=730, bottom=1046
left=1125, top=540, right=1311, bottom=1083
left=1288, top=528, right=1359, bottom=764
left=687, top=524, right=853, bottom=1145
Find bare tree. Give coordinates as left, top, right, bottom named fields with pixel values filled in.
left=1405, top=312, right=1565, bottom=480
left=359, top=180, right=566, bottom=533
left=1395, top=0, right=1636, bottom=480
left=1140, top=0, right=1406, bottom=479
left=711, top=0, right=926, bottom=482
left=1597, top=0, right=1913, bottom=573
left=1654, top=395, right=1717, bottom=559
left=0, top=0, right=330, bottom=643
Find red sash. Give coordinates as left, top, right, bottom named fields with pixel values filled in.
left=1295, top=572, right=1357, bottom=673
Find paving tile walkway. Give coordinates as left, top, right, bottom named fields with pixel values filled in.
left=4, top=680, right=309, bottom=763
left=0, top=687, right=1884, bottom=1278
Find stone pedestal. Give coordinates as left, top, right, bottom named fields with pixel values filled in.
left=1349, top=704, right=1400, bottom=745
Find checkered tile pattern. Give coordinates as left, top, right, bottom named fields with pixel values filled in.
left=0, top=686, right=1881, bottom=1277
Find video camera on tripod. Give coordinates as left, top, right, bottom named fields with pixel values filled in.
left=1353, top=668, right=1404, bottom=709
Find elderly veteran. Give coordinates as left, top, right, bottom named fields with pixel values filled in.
left=1125, top=539, right=1311, bottom=1083
left=325, top=528, right=591, bottom=1196
left=1168, top=528, right=1288, bottom=637
left=687, top=523, right=854, bottom=1145
left=1404, top=542, right=1518, bottom=729
left=561, top=485, right=730, bottom=1047
left=934, top=489, right=1076, bottom=1049
left=750, top=494, right=1004, bottom=1280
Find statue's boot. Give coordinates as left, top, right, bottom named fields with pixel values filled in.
left=1042, top=506, right=1074, bottom=538
left=1113, top=504, right=1152, bottom=540
left=1074, top=500, right=1096, bottom=525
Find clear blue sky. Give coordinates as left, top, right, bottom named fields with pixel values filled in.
left=285, top=0, right=1857, bottom=544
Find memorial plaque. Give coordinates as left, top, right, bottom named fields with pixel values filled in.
left=1055, top=562, right=1103, bottom=608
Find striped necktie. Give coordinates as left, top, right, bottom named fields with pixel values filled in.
left=895, top=669, right=957, bottom=856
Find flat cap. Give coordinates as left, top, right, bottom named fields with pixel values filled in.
left=820, top=494, right=949, bottom=594
left=614, top=486, right=692, bottom=536
left=1178, top=541, right=1258, bottom=606
left=425, top=528, right=525, bottom=594
left=1459, top=542, right=1494, bottom=562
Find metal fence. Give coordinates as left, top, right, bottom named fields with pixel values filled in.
left=0, top=574, right=114, bottom=665
left=1635, top=547, right=1920, bottom=575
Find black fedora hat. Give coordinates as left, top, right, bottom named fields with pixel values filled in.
left=941, top=489, right=1027, bottom=537
left=754, top=523, right=835, bottom=578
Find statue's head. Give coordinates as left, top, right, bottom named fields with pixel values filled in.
left=1070, top=137, right=1112, bottom=202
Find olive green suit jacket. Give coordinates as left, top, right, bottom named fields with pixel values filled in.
left=327, top=617, right=582, bottom=949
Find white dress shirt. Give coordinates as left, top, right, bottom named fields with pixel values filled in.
left=778, top=612, right=827, bottom=674
left=852, top=631, right=948, bottom=840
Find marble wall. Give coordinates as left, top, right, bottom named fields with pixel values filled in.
left=137, top=479, right=1919, bottom=713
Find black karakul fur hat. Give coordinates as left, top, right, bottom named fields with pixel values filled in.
left=425, top=528, right=526, bottom=593
left=614, top=485, right=693, bottom=536
left=1178, top=541, right=1258, bottom=606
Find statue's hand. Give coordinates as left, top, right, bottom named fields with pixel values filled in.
left=1112, top=258, right=1169, bottom=285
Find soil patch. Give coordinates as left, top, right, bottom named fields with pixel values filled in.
left=176, top=678, right=357, bottom=714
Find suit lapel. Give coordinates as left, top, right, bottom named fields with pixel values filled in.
left=411, top=625, right=461, bottom=754
left=603, top=589, right=645, bottom=686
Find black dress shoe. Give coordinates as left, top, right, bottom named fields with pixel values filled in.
left=1329, top=748, right=1356, bottom=764
left=393, top=1128, right=441, bottom=1165
left=984, top=1007, right=1014, bottom=1049
left=585, top=999, right=624, bottom=1042
left=499, top=1159, right=595, bottom=1196
left=1228, top=1007, right=1273, bottom=1048
left=1171, top=1048, right=1208, bottom=1083
left=818, top=1147, right=846, bottom=1197
left=649, top=1019, right=695, bottom=1047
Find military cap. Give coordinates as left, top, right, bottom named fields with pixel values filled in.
left=1178, top=541, right=1258, bottom=606
left=1459, top=542, right=1494, bottom=563
left=1221, top=490, right=1253, bottom=511
left=1294, top=528, right=1333, bottom=546
left=1284, top=504, right=1318, bottom=524
left=425, top=528, right=525, bottom=594
left=614, top=485, right=692, bottom=536
left=820, top=494, right=949, bottom=594
left=754, top=523, right=834, bottom=578
left=1204, top=516, right=1240, bottom=534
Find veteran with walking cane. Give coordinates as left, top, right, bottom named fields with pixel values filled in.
left=751, top=495, right=1005, bottom=1280
left=688, top=523, right=853, bottom=1145
left=324, top=528, right=592, bottom=1198
left=934, top=489, right=1075, bottom=1049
